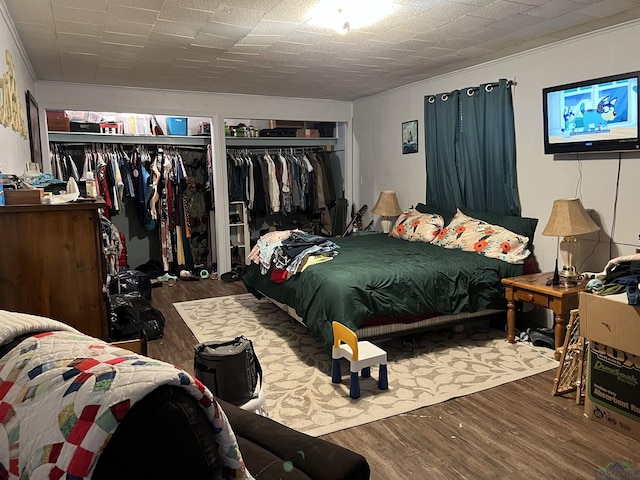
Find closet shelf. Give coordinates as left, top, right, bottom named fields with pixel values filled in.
left=48, top=132, right=337, bottom=148
left=225, top=137, right=337, bottom=148
left=47, top=132, right=211, bottom=146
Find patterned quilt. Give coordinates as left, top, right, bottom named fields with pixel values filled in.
left=0, top=310, right=254, bottom=480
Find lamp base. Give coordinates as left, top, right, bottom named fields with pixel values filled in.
left=380, top=218, right=393, bottom=234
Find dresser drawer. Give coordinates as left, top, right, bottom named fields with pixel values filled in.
left=514, top=289, right=549, bottom=307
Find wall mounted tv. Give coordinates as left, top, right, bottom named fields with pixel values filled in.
left=543, top=71, right=639, bottom=155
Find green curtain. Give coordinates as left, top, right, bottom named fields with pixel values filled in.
left=424, top=79, right=521, bottom=216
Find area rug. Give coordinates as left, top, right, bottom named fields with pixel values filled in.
left=174, top=293, right=558, bottom=437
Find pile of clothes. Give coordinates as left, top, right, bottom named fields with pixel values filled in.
left=583, top=253, right=640, bottom=305
left=247, top=230, right=339, bottom=283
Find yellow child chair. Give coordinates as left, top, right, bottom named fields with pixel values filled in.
left=331, top=321, right=388, bottom=399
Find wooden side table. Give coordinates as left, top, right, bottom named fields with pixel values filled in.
left=502, top=272, right=585, bottom=355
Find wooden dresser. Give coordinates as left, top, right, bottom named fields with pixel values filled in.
left=0, top=199, right=108, bottom=338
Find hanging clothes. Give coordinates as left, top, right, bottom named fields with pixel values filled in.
left=48, top=141, right=208, bottom=275
left=224, top=147, right=341, bottom=236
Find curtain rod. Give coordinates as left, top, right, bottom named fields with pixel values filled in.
left=427, top=78, right=517, bottom=101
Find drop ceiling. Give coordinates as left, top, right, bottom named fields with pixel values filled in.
left=5, top=0, right=640, bottom=101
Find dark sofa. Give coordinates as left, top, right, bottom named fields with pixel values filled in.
left=93, top=385, right=370, bottom=480
left=0, top=331, right=370, bottom=480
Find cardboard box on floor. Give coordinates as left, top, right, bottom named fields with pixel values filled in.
left=580, top=292, right=640, bottom=356
left=580, top=292, right=640, bottom=441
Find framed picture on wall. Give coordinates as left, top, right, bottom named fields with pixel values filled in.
left=402, top=119, right=418, bottom=154
left=25, top=90, right=43, bottom=172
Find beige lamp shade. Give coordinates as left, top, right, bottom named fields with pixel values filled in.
left=372, top=190, right=403, bottom=217
left=372, top=190, right=403, bottom=233
left=541, top=198, right=599, bottom=237
left=542, top=198, right=599, bottom=280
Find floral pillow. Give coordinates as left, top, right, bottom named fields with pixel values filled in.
left=431, top=209, right=531, bottom=264
left=389, top=209, right=444, bottom=242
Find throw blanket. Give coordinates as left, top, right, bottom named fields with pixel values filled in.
left=0, top=310, right=253, bottom=480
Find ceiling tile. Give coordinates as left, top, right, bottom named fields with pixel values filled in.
left=6, top=0, right=54, bottom=23
left=579, top=0, right=638, bottom=18
left=14, top=21, right=56, bottom=36
left=220, top=0, right=284, bottom=11
left=210, top=5, right=266, bottom=28
left=108, top=0, right=165, bottom=10
left=193, top=32, right=238, bottom=49
left=101, top=31, right=148, bottom=46
left=152, top=20, right=199, bottom=38
left=52, top=5, right=106, bottom=25
left=524, top=0, right=590, bottom=19
left=104, top=18, right=153, bottom=36
left=199, top=22, right=252, bottom=40
left=158, top=5, right=214, bottom=25
left=105, top=4, right=160, bottom=25
left=52, top=0, right=106, bottom=10
left=162, top=0, right=223, bottom=12
left=248, top=20, right=300, bottom=36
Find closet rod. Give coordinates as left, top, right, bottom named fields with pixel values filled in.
left=47, top=131, right=210, bottom=146
left=226, top=147, right=330, bottom=155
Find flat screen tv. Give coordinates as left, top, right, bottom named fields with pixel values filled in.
left=543, top=71, right=639, bottom=154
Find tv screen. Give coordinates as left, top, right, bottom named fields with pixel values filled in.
left=543, top=71, right=640, bottom=154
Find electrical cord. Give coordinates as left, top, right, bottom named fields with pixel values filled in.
left=609, top=153, right=622, bottom=259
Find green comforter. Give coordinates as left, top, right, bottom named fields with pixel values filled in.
left=242, top=233, right=524, bottom=346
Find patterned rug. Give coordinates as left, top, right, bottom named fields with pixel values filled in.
left=174, top=293, right=558, bottom=436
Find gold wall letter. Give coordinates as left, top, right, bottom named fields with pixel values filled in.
left=0, top=50, right=28, bottom=138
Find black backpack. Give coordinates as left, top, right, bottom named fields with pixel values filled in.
left=108, top=292, right=165, bottom=341
left=193, top=336, right=262, bottom=405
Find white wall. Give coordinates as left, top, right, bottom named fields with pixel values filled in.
left=0, top=2, right=35, bottom=176
left=353, top=20, right=640, bottom=276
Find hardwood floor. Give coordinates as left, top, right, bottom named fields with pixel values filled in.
left=149, top=278, right=640, bottom=480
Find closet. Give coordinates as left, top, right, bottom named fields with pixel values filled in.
left=45, top=114, right=347, bottom=277
left=48, top=126, right=213, bottom=273
left=222, top=120, right=344, bottom=266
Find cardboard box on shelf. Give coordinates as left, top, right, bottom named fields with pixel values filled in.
left=296, top=128, right=319, bottom=138
left=579, top=292, right=640, bottom=356
left=268, top=120, right=304, bottom=129
left=46, top=110, right=68, bottom=120
left=47, top=117, right=70, bottom=132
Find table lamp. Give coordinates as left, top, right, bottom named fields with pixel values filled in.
left=541, top=198, right=599, bottom=285
left=372, top=190, right=402, bottom=233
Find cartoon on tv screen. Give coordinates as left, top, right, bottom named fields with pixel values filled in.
left=546, top=77, right=638, bottom=145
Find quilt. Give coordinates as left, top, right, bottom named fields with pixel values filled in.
left=0, top=310, right=253, bottom=480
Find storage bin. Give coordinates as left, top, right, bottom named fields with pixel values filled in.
left=5, top=188, right=44, bottom=205
left=47, top=117, right=70, bottom=132
left=166, top=117, right=188, bottom=135
left=70, top=122, right=100, bottom=133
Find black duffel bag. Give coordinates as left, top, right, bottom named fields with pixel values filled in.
left=193, top=336, right=262, bottom=405
left=109, top=269, right=152, bottom=301
left=108, top=292, right=165, bottom=341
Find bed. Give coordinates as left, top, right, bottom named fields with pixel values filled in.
left=242, top=205, right=538, bottom=347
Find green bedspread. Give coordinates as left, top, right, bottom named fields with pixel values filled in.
left=242, top=233, right=524, bottom=346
